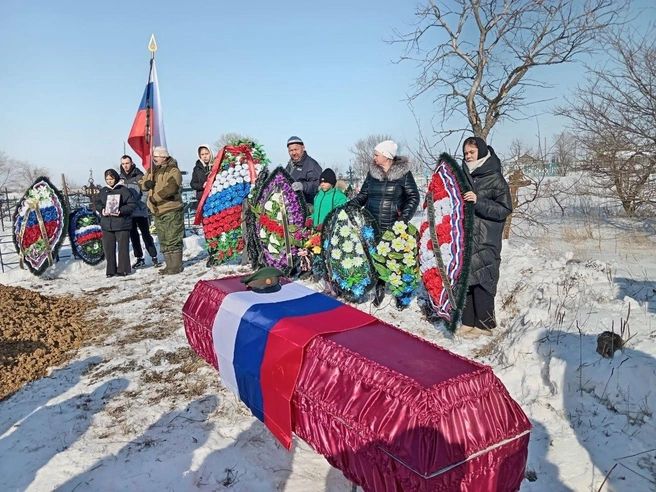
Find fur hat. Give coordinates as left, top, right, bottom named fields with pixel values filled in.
left=152, top=146, right=169, bottom=158
left=320, top=168, right=337, bottom=186
left=374, top=140, right=398, bottom=159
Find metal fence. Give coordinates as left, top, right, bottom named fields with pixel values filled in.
left=0, top=186, right=202, bottom=273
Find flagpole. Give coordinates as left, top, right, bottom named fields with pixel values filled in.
left=147, top=34, right=157, bottom=176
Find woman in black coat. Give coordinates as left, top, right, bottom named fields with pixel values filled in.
left=190, top=144, right=214, bottom=201
left=350, top=140, right=420, bottom=308
left=95, top=169, right=138, bottom=277
left=460, top=136, right=512, bottom=338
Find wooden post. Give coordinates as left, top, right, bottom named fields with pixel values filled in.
left=61, top=173, right=72, bottom=212
left=503, top=169, right=531, bottom=239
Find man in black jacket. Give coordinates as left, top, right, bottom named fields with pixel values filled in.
left=285, top=136, right=322, bottom=207
left=120, top=155, right=159, bottom=269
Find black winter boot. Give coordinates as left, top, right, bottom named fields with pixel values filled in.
left=372, top=280, right=386, bottom=307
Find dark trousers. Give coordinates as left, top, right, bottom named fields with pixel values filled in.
left=461, top=285, right=497, bottom=330
left=130, top=216, right=157, bottom=259
left=102, top=230, right=131, bottom=275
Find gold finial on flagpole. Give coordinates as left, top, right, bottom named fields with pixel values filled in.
left=148, top=34, right=157, bottom=58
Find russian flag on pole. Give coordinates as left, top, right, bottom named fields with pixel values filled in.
left=127, top=59, right=167, bottom=170
left=212, top=282, right=375, bottom=449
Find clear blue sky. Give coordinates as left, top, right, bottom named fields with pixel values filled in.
left=0, top=0, right=652, bottom=186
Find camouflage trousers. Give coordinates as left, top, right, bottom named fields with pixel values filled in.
left=154, top=209, right=184, bottom=253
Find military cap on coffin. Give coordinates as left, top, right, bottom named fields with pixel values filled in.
left=240, top=266, right=285, bottom=293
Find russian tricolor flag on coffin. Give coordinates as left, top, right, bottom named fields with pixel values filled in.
left=127, top=59, right=167, bottom=170
left=212, top=282, right=374, bottom=449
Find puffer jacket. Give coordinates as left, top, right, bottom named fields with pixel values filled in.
left=94, top=184, right=137, bottom=231
left=350, top=156, right=420, bottom=231
left=463, top=147, right=512, bottom=296
left=119, top=164, right=148, bottom=218
left=139, top=157, right=183, bottom=216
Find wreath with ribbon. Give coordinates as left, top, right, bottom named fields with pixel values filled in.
left=320, top=203, right=380, bottom=302
left=249, top=167, right=310, bottom=276
left=418, top=152, right=475, bottom=331
left=12, top=176, right=69, bottom=276
left=68, top=207, right=104, bottom=265
left=194, top=139, right=270, bottom=265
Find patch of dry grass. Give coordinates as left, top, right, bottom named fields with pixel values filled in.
left=561, top=224, right=596, bottom=243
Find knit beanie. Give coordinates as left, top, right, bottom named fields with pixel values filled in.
left=374, top=140, right=398, bottom=159
left=320, top=168, right=337, bottom=186
left=287, top=136, right=304, bottom=147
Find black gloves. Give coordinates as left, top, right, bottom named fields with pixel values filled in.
left=143, top=180, right=155, bottom=190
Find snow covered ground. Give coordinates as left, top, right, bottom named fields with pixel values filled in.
left=1, top=197, right=655, bottom=491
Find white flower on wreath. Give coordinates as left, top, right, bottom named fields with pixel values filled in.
left=264, top=200, right=274, bottom=212
left=377, top=242, right=391, bottom=256
left=341, top=257, right=354, bottom=269
left=406, top=236, right=417, bottom=249
left=268, top=243, right=279, bottom=254
left=349, top=232, right=359, bottom=243
left=392, top=221, right=407, bottom=235
left=338, top=210, right=348, bottom=220
left=339, top=225, right=351, bottom=238
left=388, top=259, right=400, bottom=272
left=330, top=236, right=340, bottom=246
left=389, top=272, right=403, bottom=287
left=355, top=242, right=364, bottom=255
left=353, top=256, right=364, bottom=267
left=276, top=211, right=282, bottom=221
left=403, top=252, right=416, bottom=266
left=391, top=237, right=405, bottom=252
left=342, top=241, right=354, bottom=253
left=259, top=228, right=267, bottom=238
left=270, top=192, right=282, bottom=203
left=331, top=249, right=342, bottom=260
left=269, top=234, right=280, bottom=246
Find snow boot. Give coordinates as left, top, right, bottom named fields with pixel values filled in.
left=160, top=249, right=183, bottom=275
left=372, top=280, right=386, bottom=307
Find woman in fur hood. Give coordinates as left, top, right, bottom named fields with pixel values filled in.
left=350, top=140, right=420, bottom=307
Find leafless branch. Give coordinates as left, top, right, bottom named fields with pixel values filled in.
left=390, top=0, right=630, bottom=139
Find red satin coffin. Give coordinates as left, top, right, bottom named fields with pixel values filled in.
left=182, top=278, right=531, bottom=492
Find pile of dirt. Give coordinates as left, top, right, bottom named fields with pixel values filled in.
left=0, top=284, right=91, bottom=400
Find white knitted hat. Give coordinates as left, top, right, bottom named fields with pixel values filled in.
left=374, top=140, right=398, bottom=159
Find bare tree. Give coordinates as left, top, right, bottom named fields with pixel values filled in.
left=506, top=138, right=535, bottom=164
left=551, top=132, right=577, bottom=176
left=392, top=0, right=628, bottom=141
left=11, top=160, right=50, bottom=190
left=0, top=152, right=50, bottom=191
left=0, top=151, right=11, bottom=189
left=213, top=133, right=257, bottom=150
left=557, top=26, right=656, bottom=216
left=349, top=134, right=393, bottom=179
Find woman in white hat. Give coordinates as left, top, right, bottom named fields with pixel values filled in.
left=350, top=140, right=420, bottom=307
